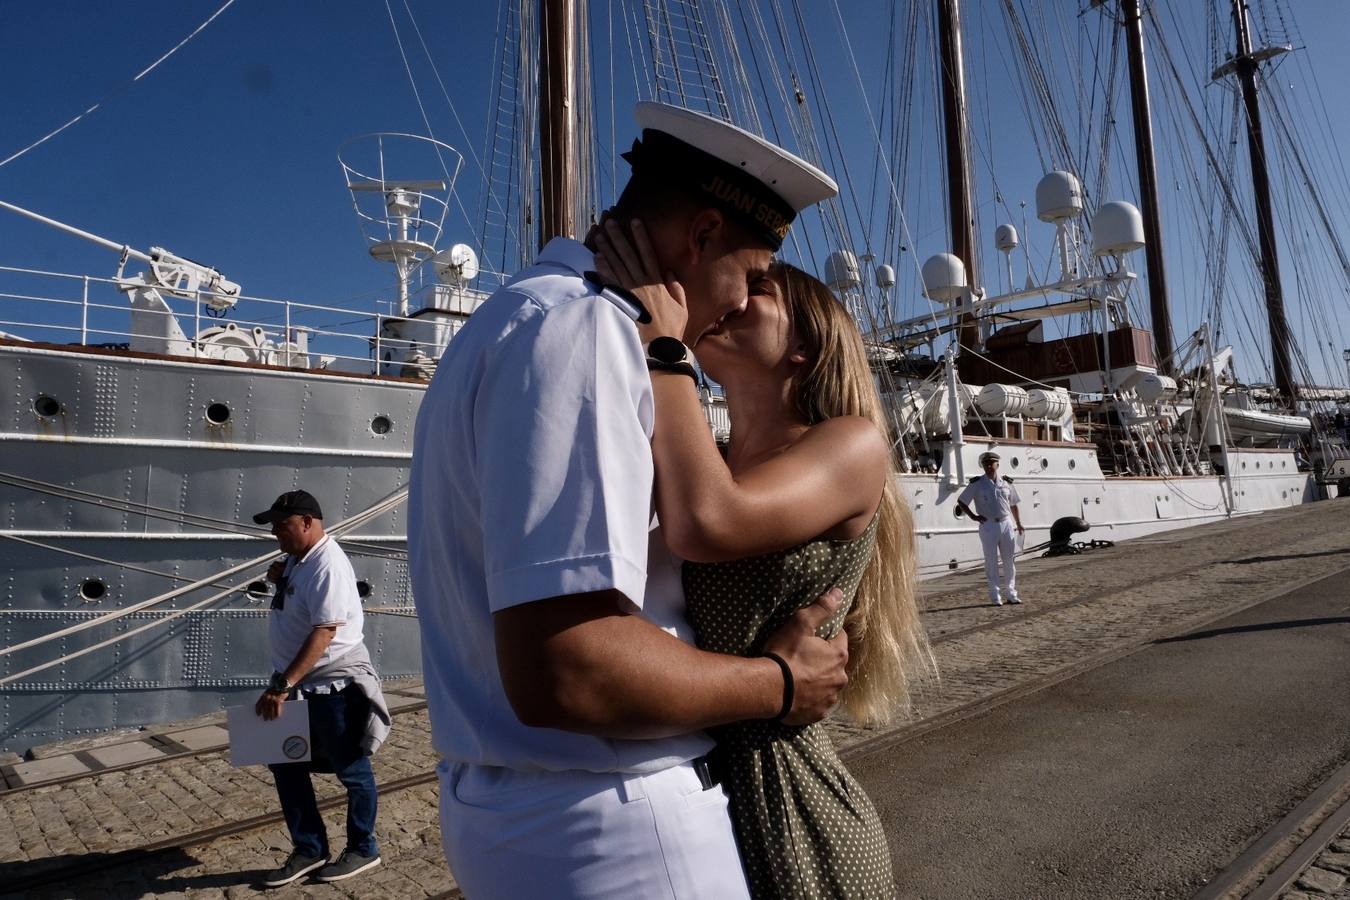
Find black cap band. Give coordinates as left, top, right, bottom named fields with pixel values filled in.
left=622, top=129, right=795, bottom=251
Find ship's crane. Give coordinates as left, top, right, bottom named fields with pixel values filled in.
left=0, top=198, right=248, bottom=359
left=0, top=198, right=240, bottom=306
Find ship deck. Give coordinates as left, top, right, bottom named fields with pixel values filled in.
left=1, top=499, right=1348, bottom=899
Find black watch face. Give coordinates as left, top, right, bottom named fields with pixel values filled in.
left=649, top=335, right=687, bottom=364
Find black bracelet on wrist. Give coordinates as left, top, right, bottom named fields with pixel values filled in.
left=763, top=651, right=795, bottom=722
left=646, top=359, right=698, bottom=382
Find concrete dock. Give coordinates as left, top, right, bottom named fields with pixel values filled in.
left=1, top=500, right=1348, bottom=899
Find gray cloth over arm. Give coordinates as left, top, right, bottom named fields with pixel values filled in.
left=304, top=642, right=392, bottom=756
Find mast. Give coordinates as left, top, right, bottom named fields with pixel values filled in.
left=538, top=0, right=578, bottom=248
left=1228, top=0, right=1297, bottom=404
left=935, top=0, right=979, bottom=352
left=1118, top=0, right=1175, bottom=375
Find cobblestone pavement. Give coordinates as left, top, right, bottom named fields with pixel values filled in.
left=1, top=501, right=1347, bottom=899
left=1283, top=832, right=1350, bottom=899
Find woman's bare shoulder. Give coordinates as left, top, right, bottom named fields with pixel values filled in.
left=798, top=415, right=889, bottom=461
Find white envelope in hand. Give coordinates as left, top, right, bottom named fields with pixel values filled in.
left=227, top=700, right=312, bottom=767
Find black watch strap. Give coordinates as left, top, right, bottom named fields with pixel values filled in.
left=646, top=359, right=698, bottom=382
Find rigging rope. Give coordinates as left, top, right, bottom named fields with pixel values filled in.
left=0, top=471, right=405, bottom=560
left=0, top=487, right=407, bottom=662
left=0, top=0, right=238, bottom=170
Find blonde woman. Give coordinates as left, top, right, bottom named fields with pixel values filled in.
left=595, top=220, right=931, bottom=899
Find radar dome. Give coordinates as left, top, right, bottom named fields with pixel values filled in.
left=921, top=253, right=967, bottom=302
left=875, top=263, right=896, bottom=289
left=1092, top=201, right=1146, bottom=257
left=994, top=224, right=1019, bottom=253
left=433, top=244, right=479, bottom=285
left=1036, top=171, right=1083, bottom=222
left=824, top=250, right=862, bottom=290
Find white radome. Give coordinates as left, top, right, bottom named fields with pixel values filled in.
left=434, top=243, right=479, bottom=285
left=1036, top=171, right=1083, bottom=222
left=921, top=252, right=967, bottom=302
left=1092, top=201, right=1146, bottom=257
left=825, top=249, right=862, bottom=290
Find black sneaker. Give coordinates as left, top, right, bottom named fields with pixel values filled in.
left=314, top=849, right=382, bottom=883
left=261, top=850, right=328, bottom=888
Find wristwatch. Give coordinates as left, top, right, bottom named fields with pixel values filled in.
left=646, top=336, right=697, bottom=381
left=646, top=336, right=689, bottom=364
left=267, top=671, right=292, bottom=695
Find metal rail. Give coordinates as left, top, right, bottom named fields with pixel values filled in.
left=1192, top=756, right=1350, bottom=900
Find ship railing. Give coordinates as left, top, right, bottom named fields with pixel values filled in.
left=0, top=264, right=431, bottom=375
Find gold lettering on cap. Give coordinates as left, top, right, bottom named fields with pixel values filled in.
left=699, top=175, right=790, bottom=240
left=701, top=175, right=761, bottom=215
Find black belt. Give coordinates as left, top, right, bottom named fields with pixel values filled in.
left=692, top=754, right=720, bottom=790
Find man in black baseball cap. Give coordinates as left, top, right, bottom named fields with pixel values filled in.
left=251, top=488, right=388, bottom=888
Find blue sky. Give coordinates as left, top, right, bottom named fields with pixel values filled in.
left=2, top=1, right=1349, bottom=384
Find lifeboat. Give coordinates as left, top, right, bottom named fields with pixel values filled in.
left=1223, top=406, right=1312, bottom=438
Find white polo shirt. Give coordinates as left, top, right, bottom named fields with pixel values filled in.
left=269, top=534, right=365, bottom=675
left=409, top=237, right=711, bottom=774
left=958, top=475, right=1022, bottom=522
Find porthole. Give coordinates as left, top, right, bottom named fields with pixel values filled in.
left=370, top=415, right=392, bottom=436
left=356, top=580, right=373, bottom=599
left=33, top=394, right=61, bottom=418
left=1241, top=461, right=1247, bottom=470
left=1069, top=459, right=1077, bottom=470
left=246, top=580, right=271, bottom=599
left=1040, top=458, right=1049, bottom=470
left=1282, top=460, right=1288, bottom=469
left=1010, top=457, right=1020, bottom=469
left=205, top=402, right=231, bottom=425
left=79, top=578, right=106, bottom=602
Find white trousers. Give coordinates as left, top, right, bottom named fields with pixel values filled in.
left=979, top=518, right=1018, bottom=601
left=439, top=758, right=751, bottom=900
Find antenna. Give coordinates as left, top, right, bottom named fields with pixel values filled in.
left=339, top=133, right=463, bottom=316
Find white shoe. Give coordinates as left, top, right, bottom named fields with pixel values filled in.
left=1007, top=595, right=1022, bottom=605
left=991, top=597, right=1004, bottom=606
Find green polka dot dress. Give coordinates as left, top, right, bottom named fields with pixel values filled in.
left=683, top=516, right=894, bottom=899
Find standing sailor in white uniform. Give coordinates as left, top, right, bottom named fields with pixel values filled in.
left=409, top=102, right=848, bottom=899
left=956, top=451, right=1025, bottom=606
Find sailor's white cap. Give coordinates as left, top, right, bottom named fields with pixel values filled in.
left=626, top=101, right=838, bottom=249
left=979, top=451, right=1001, bottom=465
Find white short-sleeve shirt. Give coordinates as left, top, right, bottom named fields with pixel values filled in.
left=409, top=237, right=711, bottom=774
left=268, top=534, right=365, bottom=674
left=957, top=475, right=1022, bottom=521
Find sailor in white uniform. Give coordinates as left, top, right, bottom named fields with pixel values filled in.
left=956, top=451, right=1025, bottom=606
left=409, top=102, right=846, bottom=898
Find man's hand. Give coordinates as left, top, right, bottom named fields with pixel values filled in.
left=255, top=690, right=285, bottom=721
left=266, top=559, right=286, bottom=584
left=761, top=588, right=849, bottom=726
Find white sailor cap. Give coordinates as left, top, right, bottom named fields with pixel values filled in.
left=979, top=451, right=1001, bottom=465
left=625, top=101, right=838, bottom=251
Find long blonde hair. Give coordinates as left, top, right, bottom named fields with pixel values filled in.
left=776, top=261, right=934, bottom=725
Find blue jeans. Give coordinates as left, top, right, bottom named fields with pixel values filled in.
left=269, top=685, right=379, bottom=858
